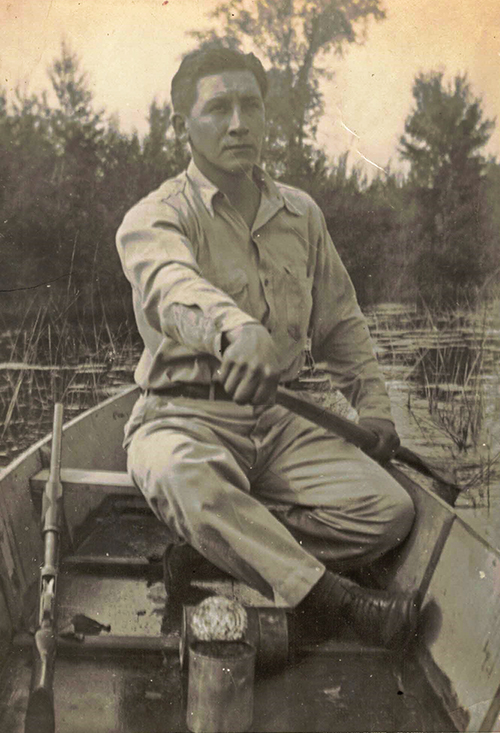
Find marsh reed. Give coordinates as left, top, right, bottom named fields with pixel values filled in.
left=0, top=295, right=140, bottom=465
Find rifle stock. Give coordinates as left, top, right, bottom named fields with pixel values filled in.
left=25, top=403, right=64, bottom=733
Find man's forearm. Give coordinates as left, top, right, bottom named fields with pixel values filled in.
left=314, top=316, right=393, bottom=422
left=165, top=300, right=257, bottom=357
left=117, top=223, right=258, bottom=357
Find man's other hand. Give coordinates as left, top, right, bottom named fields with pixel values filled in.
left=218, top=324, right=280, bottom=405
left=358, top=417, right=400, bottom=464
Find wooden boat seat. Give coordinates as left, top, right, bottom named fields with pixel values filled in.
left=30, top=467, right=291, bottom=512
left=30, top=468, right=146, bottom=549
left=30, top=468, right=138, bottom=496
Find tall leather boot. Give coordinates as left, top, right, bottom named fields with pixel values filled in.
left=330, top=573, right=420, bottom=649
left=161, top=543, right=212, bottom=633
left=297, top=570, right=420, bottom=650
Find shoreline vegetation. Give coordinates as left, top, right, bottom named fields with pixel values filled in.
left=2, top=293, right=499, bottom=525
left=1, top=17, right=499, bottom=544
left=1, top=42, right=499, bottom=314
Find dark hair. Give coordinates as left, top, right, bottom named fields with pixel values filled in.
left=171, top=47, right=268, bottom=115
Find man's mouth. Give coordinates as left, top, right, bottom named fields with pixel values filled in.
left=225, top=144, right=255, bottom=152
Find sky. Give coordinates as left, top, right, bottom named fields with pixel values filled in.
left=1, top=0, right=499, bottom=175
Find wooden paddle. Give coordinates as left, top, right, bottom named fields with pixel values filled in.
left=275, top=386, right=460, bottom=506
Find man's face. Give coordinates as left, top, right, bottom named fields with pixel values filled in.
left=176, top=70, right=266, bottom=181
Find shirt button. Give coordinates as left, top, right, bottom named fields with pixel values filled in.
left=264, top=278, right=270, bottom=286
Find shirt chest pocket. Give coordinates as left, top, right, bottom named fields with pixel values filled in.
left=276, top=265, right=313, bottom=342
left=217, top=268, right=249, bottom=303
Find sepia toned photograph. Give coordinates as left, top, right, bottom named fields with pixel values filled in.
left=1, top=1, right=499, bottom=731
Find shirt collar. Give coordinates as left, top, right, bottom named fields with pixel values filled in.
left=186, top=159, right=302, bottom=218
left=255, top=167, right=303, bottom=216
left=186, top=160, right=221, bottom=217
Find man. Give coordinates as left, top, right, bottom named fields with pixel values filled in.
left=116, top=47, right=418, bottom=649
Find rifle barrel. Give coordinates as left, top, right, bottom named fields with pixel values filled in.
left=25, top=403, right=64, bottom=733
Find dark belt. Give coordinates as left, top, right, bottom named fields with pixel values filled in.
left=148, top=383, right=233, bottom=401
left=147, top=381, right=298, bottom=402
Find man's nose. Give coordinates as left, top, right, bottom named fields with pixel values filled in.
left=228, top=105, right=248, bottom=135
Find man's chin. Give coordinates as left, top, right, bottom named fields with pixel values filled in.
left=193, top=152, right=258, bottom=182
left=226, top=160, right=255, bottom=175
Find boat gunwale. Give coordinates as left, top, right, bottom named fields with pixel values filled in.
left=0, top=385, right=139, bottom=483
left=3, top=382, right=498, bottom=561
left=1, top=384, right=500, bottom=732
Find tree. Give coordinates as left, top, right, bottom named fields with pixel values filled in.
left=400, top=72, right=494, bottom=188
left=317, top=154, right=409, bottom=305
left=141, top=100, right=188, bottom=190
left=1, top=41, right=191, bottom=313
left=190, top=0, right=386, bottom=181
left=481, top=160, right=500, bottom=294
left=399, top=71, right=496, bottom=305
left=0, top=87, right=57, bottom=290
left=45, top=42, right=106, bottom=288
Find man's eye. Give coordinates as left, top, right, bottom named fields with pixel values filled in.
left=243, top=100, right=262, bottom=111
left=210, top=102, right=229, bottom=113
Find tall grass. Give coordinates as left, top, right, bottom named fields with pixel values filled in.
left=0, top=293, right=140, bottom=465
left=370, top=296, right=500, bottom=508
left=417, top=328, right=485, bottom=454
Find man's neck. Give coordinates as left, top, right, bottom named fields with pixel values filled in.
left=194, top=158, right=261, bottom=228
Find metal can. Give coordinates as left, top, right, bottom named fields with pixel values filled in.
left=181, top=605, right=289, bottom=671
left=186, top=641, right=255, bottom=733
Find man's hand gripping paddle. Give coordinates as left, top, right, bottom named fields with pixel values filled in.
left=276, top=386, right=460, bottom=506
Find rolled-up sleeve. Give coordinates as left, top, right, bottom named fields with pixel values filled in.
left=309, top=206, right=393, bottom=422
left=116, top=197, right=259, bottom=357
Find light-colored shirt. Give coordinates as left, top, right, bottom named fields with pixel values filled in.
left=116, top=160, right=392, bottom=420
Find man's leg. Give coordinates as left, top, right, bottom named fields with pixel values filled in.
left=126, top=398, right=325, bottom=605
left=253, top=407, right=415, bottom=571
left=126, top=397, right=419, bottom=648
left=250, top=406, right=418, bottom=648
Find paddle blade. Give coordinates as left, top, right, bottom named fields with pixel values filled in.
left=393, top=446, right=460, bottom=505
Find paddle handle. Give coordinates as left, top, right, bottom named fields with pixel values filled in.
left=42, top=403, right=64, bottom=535
left=276, top=386, right=460, bottom=504
left=276, top=387, right=379, bottom=451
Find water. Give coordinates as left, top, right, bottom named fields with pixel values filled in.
left=364, top=301, right=500, bottom=548
left=1, top=302, right=499, bottom=547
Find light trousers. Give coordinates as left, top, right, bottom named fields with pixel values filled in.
left=126, top=393, right=415, bottom=606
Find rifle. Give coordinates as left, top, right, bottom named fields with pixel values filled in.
left=25, top=403, right=64, bottom=733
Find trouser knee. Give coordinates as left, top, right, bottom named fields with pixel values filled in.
left=375, top=490, right=415, bottom=555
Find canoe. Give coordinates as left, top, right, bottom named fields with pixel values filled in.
left=0, top=385, right=499, bottom=732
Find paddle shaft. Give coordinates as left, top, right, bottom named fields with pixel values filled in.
left=25, top=403, right=64, bottom=733
left=276, top=387, right=460, bottom=505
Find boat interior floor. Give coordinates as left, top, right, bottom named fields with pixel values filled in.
left=0, top=497, right=457, bottom=732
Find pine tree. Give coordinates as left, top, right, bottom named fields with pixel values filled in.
left=399, top=72, right=496, bottom=305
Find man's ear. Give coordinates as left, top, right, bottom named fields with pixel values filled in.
left=172, top=113, right=189, bottom=144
